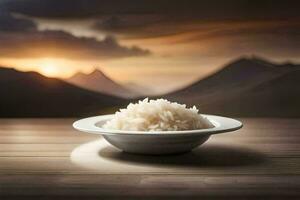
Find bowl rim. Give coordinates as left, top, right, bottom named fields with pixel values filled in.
left=73, top=114, right=243, bottom=136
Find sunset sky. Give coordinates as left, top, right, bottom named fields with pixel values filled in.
left=0, top=0, right=299, bottom=93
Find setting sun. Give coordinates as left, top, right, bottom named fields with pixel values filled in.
left=0, top=57, right=92, bottom=79
left=40, top=60, right=60, bottom=77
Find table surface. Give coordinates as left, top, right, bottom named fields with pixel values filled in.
left=0, top=118, right=299, bottom=199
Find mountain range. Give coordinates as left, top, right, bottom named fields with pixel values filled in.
left=0, top=67, right=126, bottom=117
left=67, top=70, right=138, bottom=98
left=165, top=57, right=300, bottom=117
left=0, top=56, right=299, bottom=117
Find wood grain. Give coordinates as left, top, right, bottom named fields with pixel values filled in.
left=0, top=118, right=299, bottom=199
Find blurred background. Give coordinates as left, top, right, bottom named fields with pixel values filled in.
left=0, top=0, right=299, bottom=117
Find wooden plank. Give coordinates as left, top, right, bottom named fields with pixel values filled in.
left=0, top=143, right=77, bottom=152
left=1, top=139, right=300, bottom=157
left=0, top=135, right=97, bottom=144
left=0, top=131, right=299, bottom=146
left=0, top=130, right=87, bottom=136
left=0, top=118, right=299, bottom=199
left=0, top=175, right=299, bottom=198
left=0, top=156, right=299, bottom=175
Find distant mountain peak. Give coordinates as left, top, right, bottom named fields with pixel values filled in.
left=228, top=56, right=274, bottom=68
left=219, top=56, right=299, bottom=76
left=250, top=56, right=277, bottom=67
left=231, top=56, right=299, bottom=69
left=89, top=69, right=105, bottom=75
left=67, top=68, right=138, bottom=98
left=89, top=69, right=111, bottom=79
left=69, top=71, right=86, bottom=79
left=69, top=69, right=109, bottom=81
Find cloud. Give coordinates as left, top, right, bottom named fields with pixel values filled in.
left=0, top=0, right=299, bottom=61
left=0, top=11, right=35, bottom=31
left=93, top=15, right=161, bottom=33
left=170, top=21, right=300, bottom=43
left=3, top=0, right=300, bottom=20
left=92, top=14, right=300, bottom=54
left=0, top=9, right=150, bottom=60
left=92, top=15, right=182, bottom=39
left=168, top=21, right=300, bottom=58
left=0, top=30, right=150, bottom=59
left=2, top=0, right=300, bottom=40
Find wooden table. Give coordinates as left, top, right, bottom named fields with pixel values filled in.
left=0, top=118, right=299, bottom=199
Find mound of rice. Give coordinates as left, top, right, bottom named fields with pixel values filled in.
left=103, top=98, right=214, bottom=131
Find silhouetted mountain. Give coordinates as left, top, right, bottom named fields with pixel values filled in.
left=166, top=57, right=300, bottom=117
left=67, top=69, right=138, bottom=98
left=0, top=67, right=126, bottom=117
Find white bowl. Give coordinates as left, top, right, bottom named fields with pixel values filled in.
left=73, top=114, right=242, bottom=155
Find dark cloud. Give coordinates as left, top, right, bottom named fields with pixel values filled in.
left=93, top=15, right=161, bottom=32
left=2, top=0, right=300, bottom=39
left=92, top=15, right=180, bottom=38
left=92, top=15, right=300, bottom=42
left=174, top=21, right=300, bottom=43
left=83, top=0, right=299, bottom=39
left=2, top=0, right=300, bottom=20
left=0, top=11, right=35, bottom=31
left=0, top=0, right=299, bottom=60
left=0, top=30, right=150, bottom=59
left=0, top=6, right=150, bottom=59
left=174, top=21, right=300, bottom=58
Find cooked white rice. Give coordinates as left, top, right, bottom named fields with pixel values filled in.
left=103, top=98, right=214, bottom=132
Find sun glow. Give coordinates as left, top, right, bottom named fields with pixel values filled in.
left=0, top=57, right=96, bottom=78
left=40, top=59, right=60, bottom=77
